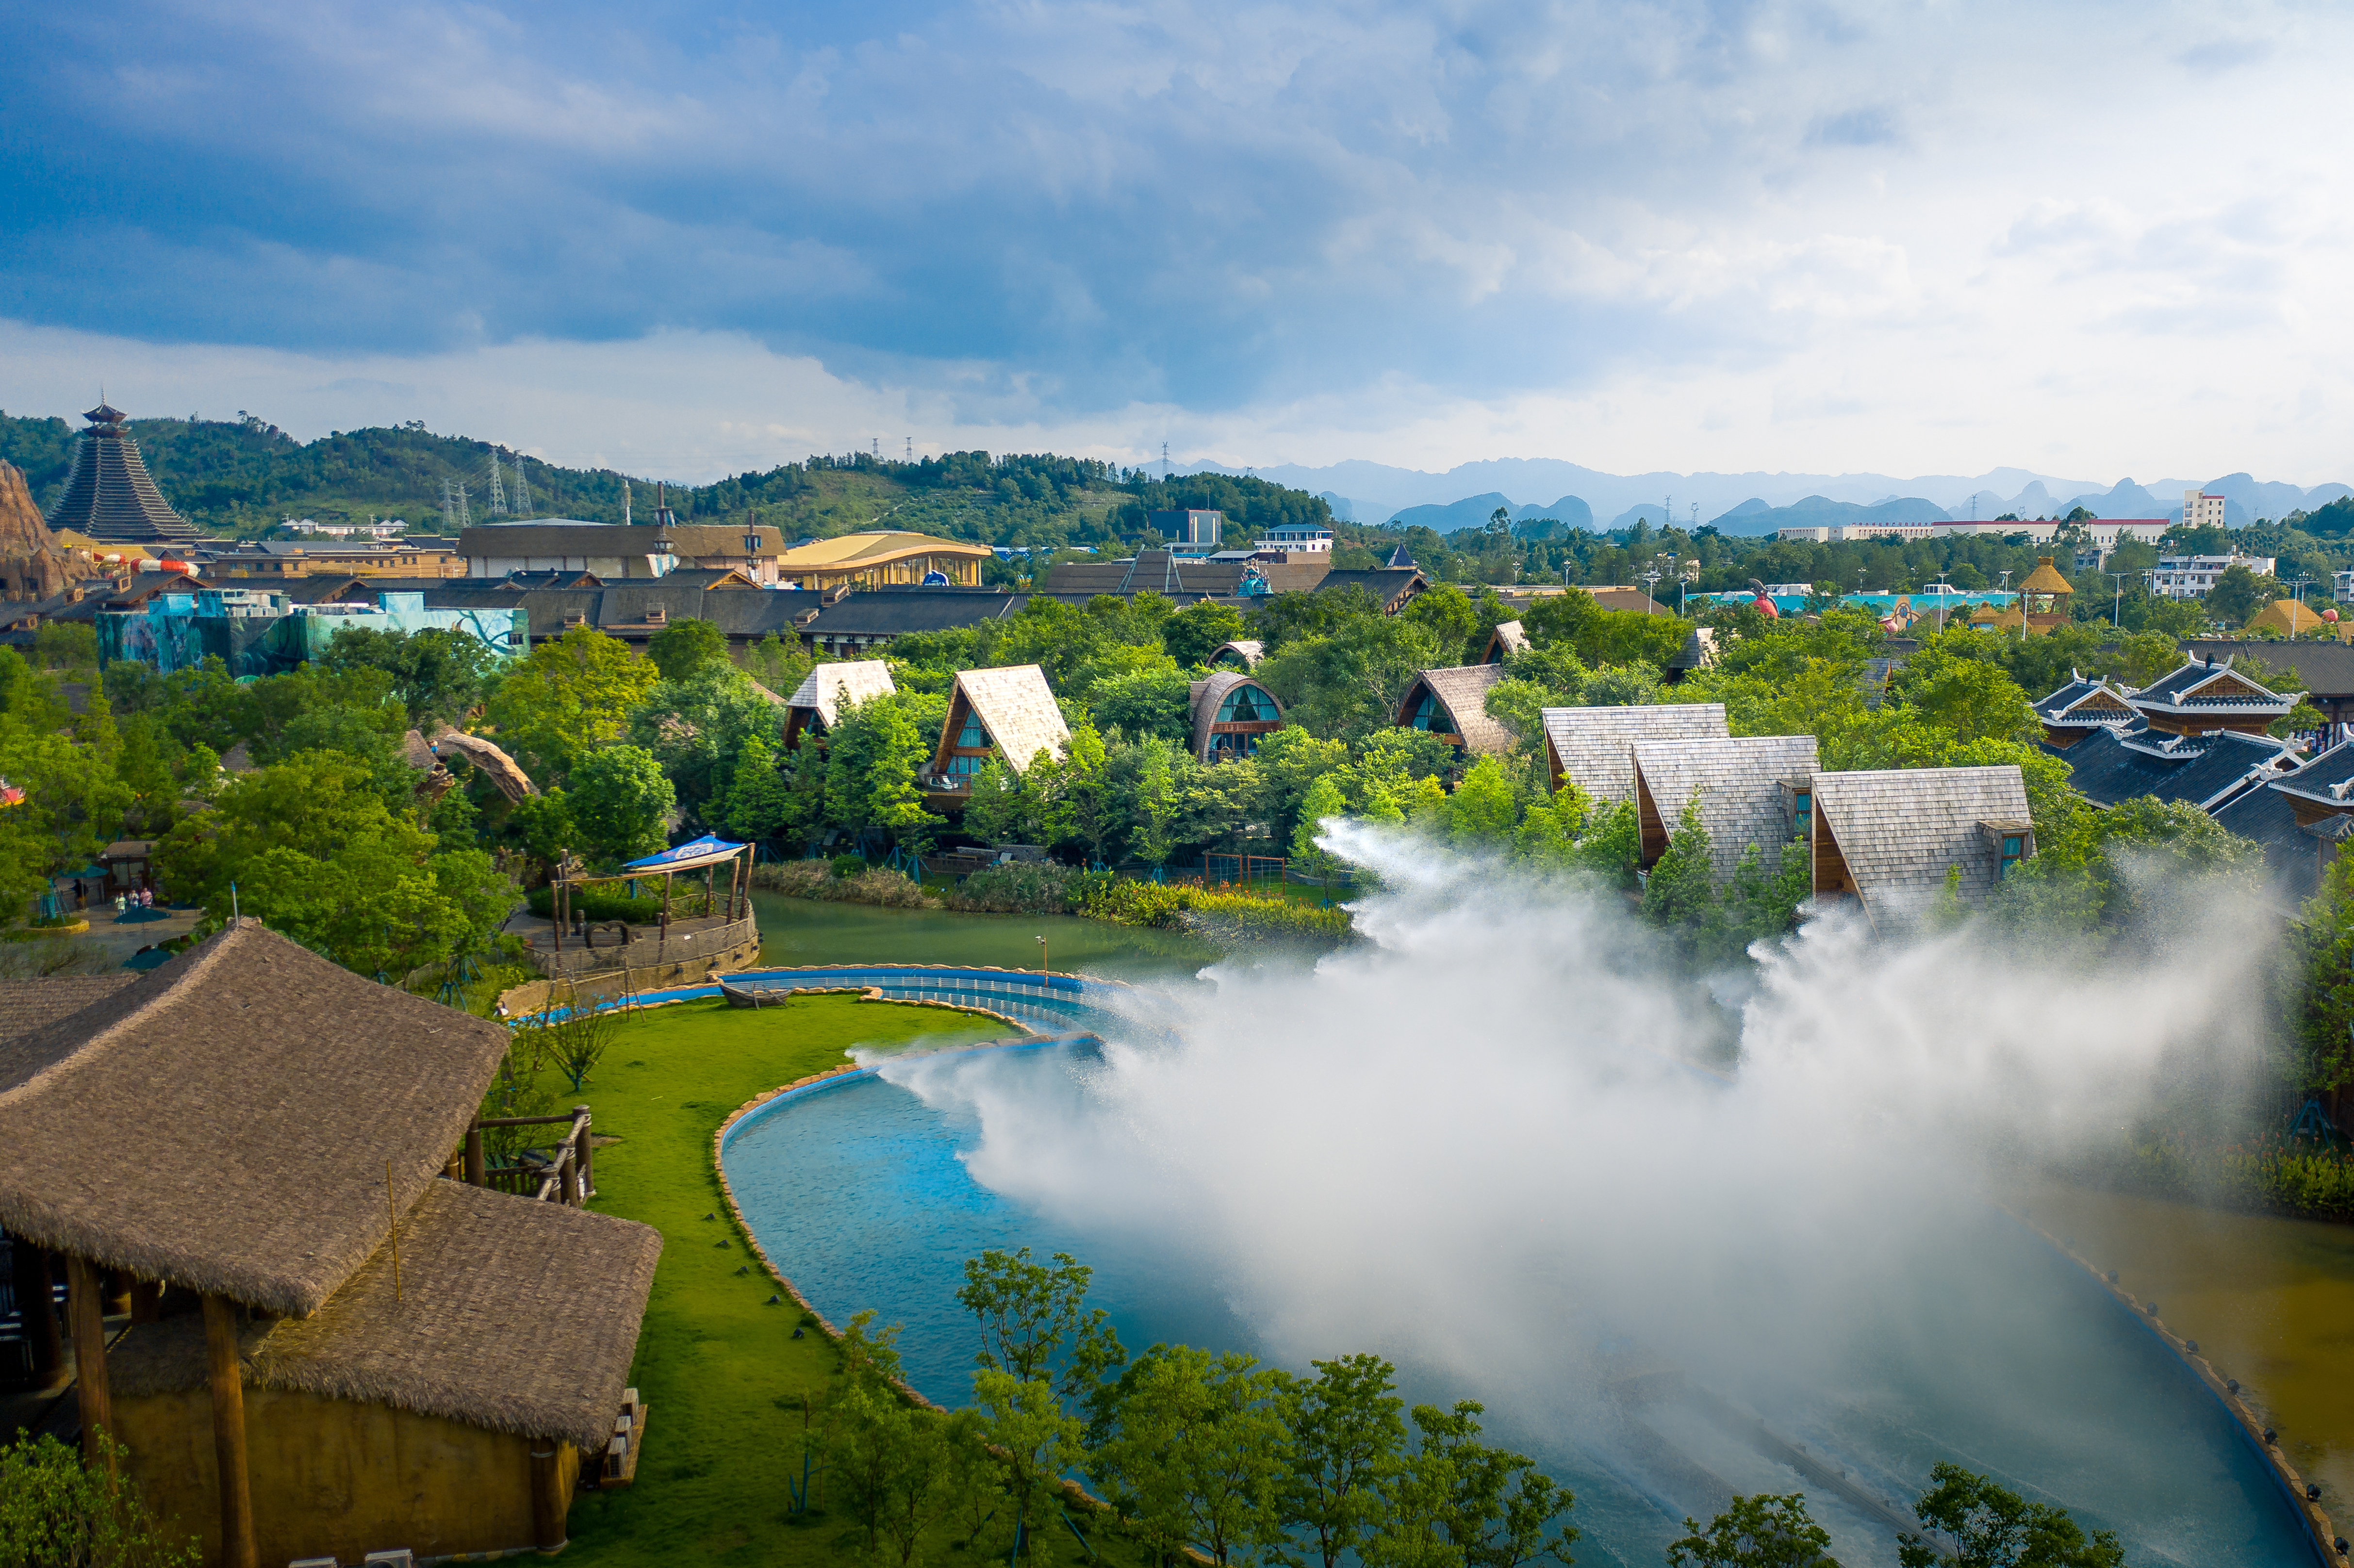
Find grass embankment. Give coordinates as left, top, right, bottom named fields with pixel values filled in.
left=561, top=995, right=1008, bottom=1565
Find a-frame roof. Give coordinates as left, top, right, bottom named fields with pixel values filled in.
left=943, top=664, right=1070, bottom=775
left=1541, top=703, right=1730, bottom=802
left=1399, top=665, right=1513, bottom=755
left=1633, top=734, right=1819, bottom=883
left=1812, top=765, right=2031, bottom=935
left=1480, top=621, right=1530, bottom=664
left=787, top=658, right=896, bottom=729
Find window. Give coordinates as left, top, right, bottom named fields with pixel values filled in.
left=745, top=535, right=762, bottom=551
left=947, top=753, right=987, bottom=776
left=1792, top=790, right=1811, bottom=841
left=1406, top=689, right=1447, bottom=732
left=1999, top=834, right=2025, bottom=878
left=1216, top=685, right=1271, bottom=724
left=955, top=712, right=987, bottom=748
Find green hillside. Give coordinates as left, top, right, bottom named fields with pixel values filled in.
left=0, top=408, right=1332, bottom=563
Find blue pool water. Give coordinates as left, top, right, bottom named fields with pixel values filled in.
left=722, top=1036, right=2324, bottom=1568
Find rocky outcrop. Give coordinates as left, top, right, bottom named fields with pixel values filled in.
left=0, top=461, right=107, bottom=601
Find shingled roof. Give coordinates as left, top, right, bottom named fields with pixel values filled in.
left=1481, top=621, right=1530, bottom=664
left=1210, top=639, right=1264, bottom=670
left=786, top=659, right=897, bottom=729
left=44, top=405, right=200, bottom=545
left=0, top=921, right=511, bottom=1316
left=1811, top=766, right=2032, bottom=935
left=1633, top=735, right=1819, bottom=883
left=948, top=665, right=1070, bottom=774
left=0, top=976, right=137, bottom=1046
left=1541, top=703, right=1731, bottom=801
left=1398, top=665, right=1514, bottom=756
left=108, top=1180, right=659, bottom=1454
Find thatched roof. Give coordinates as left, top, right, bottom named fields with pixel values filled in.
left=0, top=976, right=136, bottom=1045
left=1399, top=665, right=1513, bottom=755
left=1210, top=639, right=1264, bottom=670
left=431, top=727, right=538, bottom=800
left=1541, top=704, right=1730, bottom=802
left=1481, top=621, right=1529, bottom=664
left=108, top=1180, right=658, bottom=1454
left=1188, top=671, right=1284, bottom=760
left=0, top=920, right=512, bottom=1316
left=786, top=659, right=896, bottom=728
left=951, top=665, right=1070, bottom=775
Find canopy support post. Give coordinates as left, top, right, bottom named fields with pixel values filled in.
left=203, top=1294, right=260, bottom=1568
left=10, top=1242, right=63, bottom=1389
left=65, top=1255, right=114, bottom=1472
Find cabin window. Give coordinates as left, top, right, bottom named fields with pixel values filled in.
left=745, top=534, right=762, bottom=551
left=946, top=752, right=988, bottom=777
left=955, top=712, right=987, bottom=748
left=1406, top=689, right=1447, bottom=732
left=1792, top=790, right=1811, bottom=841
left=1217, top=685, right=1272, bottom=724
left=1999, top=834, right=2025, bottom=877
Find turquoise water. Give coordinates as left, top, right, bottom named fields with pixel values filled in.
left=723, top=1033, right=2321, bottom=1568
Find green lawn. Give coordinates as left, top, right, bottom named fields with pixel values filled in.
left=560, top=994, right=1010, bottom=1565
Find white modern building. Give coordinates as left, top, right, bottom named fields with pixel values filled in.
left=1254, top=523, right=1334, bottom=553
left=2152, top=554, right=2274, bottom=600
left=2184, top=490, right=2228, bottom=532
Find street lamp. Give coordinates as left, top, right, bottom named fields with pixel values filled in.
left=1036, top=933, right=1049, bottom=976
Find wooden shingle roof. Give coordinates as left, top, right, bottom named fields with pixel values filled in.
left=955, top=665, right=1070, bottom=774
left=1402, top=665, right=1514, bottom=756
left=1812, top=766, right=2031, bottom=934
left=1188, top=671, right=1284, bottom=760
left=1541, top=703, right=1731, bottom=802
left=786, top=659, right=896, bottom=728
left=1633, top=735, right=1819, bottom=882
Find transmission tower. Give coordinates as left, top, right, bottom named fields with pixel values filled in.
left=905, top=436, right=912, bottom=462
left=440, top=478, right=458, bottom=533
left=454, top=484, right=472, bottom=530
left=1162, top=441, right=1170, bottom=482
left=487, top=452, right=508, bottom=516
left=511, top=456, right=533, bottom=518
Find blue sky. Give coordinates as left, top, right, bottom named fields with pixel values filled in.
left=3, top=0, right=2349, bottom=485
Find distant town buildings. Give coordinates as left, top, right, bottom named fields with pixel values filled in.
left=1150, top=508, right=1225, bottom=553
left=2152, top=554, right=2275, bottom=600
left=2184, top=489, right=2229, bottom=532
left=1774, top=519, right=2170, bottom=561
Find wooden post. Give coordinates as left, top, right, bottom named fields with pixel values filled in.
left=202, top=1294, right=260, bottom=1568
left=103, top=1271, right=131, bottom=1317
left=65, top=1256, right=114, bottom=1471
left=10, top=1241, right=64, bottom=1388
left=465, top=1124, right=487, bottom=1188
left=551, top=876, right=562, bottom=958
left=529, top=1441, right=570, bottom=1549
left=573, top=1107, right=593, bottom=1199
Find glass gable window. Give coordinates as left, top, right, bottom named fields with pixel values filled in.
left=955, top=712, right=988, bottom=748
left=1999, top=833, right=2025, bottom=877
left=1217, top=685, right=1271, bottom=724
left=1406, top=689, right=1447, bottom=732
left=947, top=752, right=987, bottom=776
left=1793, top=790, right=1811, bottom=840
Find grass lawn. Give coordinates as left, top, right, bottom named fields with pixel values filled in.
left=560, top=994, right=1013, bottom=1566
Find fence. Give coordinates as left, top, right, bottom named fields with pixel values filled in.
left=458, top=1106, right=596, bottom=1205
left=525, top=915, right=759, bottom=978
left=1202, top=853, right=1288, bottom=887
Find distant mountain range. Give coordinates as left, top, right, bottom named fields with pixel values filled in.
left=1204, top=457, right=2352, bottom=538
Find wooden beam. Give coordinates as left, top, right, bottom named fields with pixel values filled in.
left=64, top=1256, right=113, bottom=1472
left=465, top=1123, right=487, bottom=1188
left=530, top=1442, right=570, bottom=1549
left=202, top=1294, right=260, bottom=1568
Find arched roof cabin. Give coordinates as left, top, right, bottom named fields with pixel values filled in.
left=1189, top=672, right=1285, bottom=762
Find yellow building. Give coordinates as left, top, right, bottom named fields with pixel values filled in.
left=2244, top=599, right=2351, bottom=640
left=775, top=530, right=992, bottom=590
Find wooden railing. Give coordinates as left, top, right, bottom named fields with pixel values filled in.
left=456, top=1106, right=595, bottom=1205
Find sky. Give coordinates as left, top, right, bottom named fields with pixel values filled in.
left=3, top=0, right=2350, bottom=488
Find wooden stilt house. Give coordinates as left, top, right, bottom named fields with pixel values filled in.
left=1538, top=703, right=1729, bottom=800
left=0, top=920, right=660, bottom=1566
left=783, top=658, right=897, bottom=750
left=1189, top=671, right=1285, bottom=762
left=2124, top=654, right=2295, bottom=738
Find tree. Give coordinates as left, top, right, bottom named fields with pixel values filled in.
left=824, top=693, right=944, bottom=851
left=1897, top=1464, right=2124, bottom=1568
left=722, top=734, right=798, bottom=845
left=1669, top=1493, right=1840, bottom=1567
left=1091, top=668, right=1195, bottom=743
left=486, top=626, right=659, bottom=783
left=1291, top=773, right=1347, bottom=879
left=566, top=745, right=675, bottom=868
left=956, top=1248, right=1126, bottom=1418
left=821, top=1311, right=983, bottom=1568
left=1399, top=1402, right=1577, bottom=1568
left=0, top=1429, right=201, bottom=1566
left=1642, top=792, right=1717, bottom=937
left=1094, top=1345, right=1294, bottom=1568
left=318, top=623, right=495, bottom=728
left=2206, top=564, right=2264, bottom=626
left=647, top=617, right=731, bottom=681
left=1165, top=601, right=1252, bottom=667
left=1279, top=1354, right=1407, bottom=1568
left=972, top=1371, right=1088, bottom=1562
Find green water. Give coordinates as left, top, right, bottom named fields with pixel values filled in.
left=751, top=891, right=1221, bottom=980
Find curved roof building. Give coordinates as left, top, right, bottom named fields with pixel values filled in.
left=45, top=403, right=201, bottom=545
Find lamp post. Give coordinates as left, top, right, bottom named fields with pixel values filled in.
left=2105, top=571, right=2131, bottom=628
left=1036, top=933, right=1049, bottom=976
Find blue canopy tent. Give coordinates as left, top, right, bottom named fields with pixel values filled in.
left=545, top=834, right=753, bottom=964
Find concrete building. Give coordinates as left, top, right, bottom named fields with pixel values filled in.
left=1149, top=509, right=1224, bottom=553
left=2184, top=490, right=2229, bottom=532
left=2152, top=554, right=2274, bottom=600
left=460, top=523, right=679, bottom=580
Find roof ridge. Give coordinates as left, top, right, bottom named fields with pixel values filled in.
left=0, top=917, right=247, bottom=1108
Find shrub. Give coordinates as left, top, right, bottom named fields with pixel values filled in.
left=750, top=859, right=933, bottom=909
left=831, top=853, right=869, bottom=879
left=525, top=883, right=674, bottom=923
left=941, top=863, right=1084, bottom=915
left=1077, top=876, right=1354, bottom=945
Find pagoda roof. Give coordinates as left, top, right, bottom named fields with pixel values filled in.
left=2127, top=654, right=2293, bottom=716
left=46, top=405, right=200, bottom=545
left=2034, top=671, right=2138, bottom=726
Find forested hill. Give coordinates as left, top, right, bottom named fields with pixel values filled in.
left=0, top=408, right=1332, bottom=555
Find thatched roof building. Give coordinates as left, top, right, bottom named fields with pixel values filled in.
left=784, top=658, right=896, bottom=748
left=1188, top=671, right=1284, bottom=762
left=1209, top=639, right=1264, bottom=670
left=1631, top=735, right=1819, bottom=883
left=1395, top=665, right=1513, bottom=756
left=0, top=920, right=660, bottom=1562
left=1540, top=703, right=1730, bottom=800
left=1479, top=620, right=1530, bottom=665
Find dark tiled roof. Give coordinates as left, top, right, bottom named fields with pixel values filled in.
left=416, top=582, right=823, bottom=640
left=2035, top=673, right=2135, bottom=723
left=804, top=587, right=1034, bottom=637
left=45, top=410, right=200, bottom=544
left=1316, top=569, right=1428, bottom=611
left=2184, top=639, right=2354, bottom=700
left=2055, top=726, right=2293, bottom=810
left=2213, top=784, right=2325, bottom=908
left=2269, top=738, right=2354, bottom=809
left=2130, top=653, right=2290, bottom=712
left=458, top=523, right=675, bottom=558
left=1044, top=552, right=1328, bottom=596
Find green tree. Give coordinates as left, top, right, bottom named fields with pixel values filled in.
left=824, top=693, right=944, bottom=851
left=2206, top=563, right=2264, bottom=625
left=318, top=623, right=496, bottom=728
left=1439, top=756, right=1520, bottom=846
left=1091, top=668, right=1196, bottom=743
left=821, top=1311, right=981, bottom=1567
left=956, top=1247, right=1126, bottom=1419
left=1642, top=793, right=1718, bottom=937
left=972, top=1371, right=1088, bottom=1562
left=1165, top=601, right=1253, bottom=667
left=566, top=745, right=675, bottom=867
left=1896, top=1464, right=2124, bottom=1568
left=486, top=626, right=659, bottom=782
left=1095, top=1345, right=1295, bottom=1568
left=0, top=1429, right=200, bottom=1566
left=1386, top=1402, right=1576, bottom=1568
left=1291, top=773, right=1348, bottom=879
left=647, top=616, right=731, bottom=681
left=1668, top=1493, right=1840, bottom=1567
left=1280, top=1354, right=1408, bottom=1568
left=723, top=734, right=798, bottom=845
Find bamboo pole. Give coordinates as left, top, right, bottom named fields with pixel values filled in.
left=65, top=1256, right=113, bottom=1472
left=201, top=1294, right=260, bottom=1568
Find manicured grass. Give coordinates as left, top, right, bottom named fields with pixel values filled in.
left=560, top=995, right=1007, bottom=1566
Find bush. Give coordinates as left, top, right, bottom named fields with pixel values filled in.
left=1077, top=875, right=1354, bottom=945
left=750, top=859, right=933, bottom=909
left=941, top=863, right=1084, bottom=915
left=525, top=883, right=674, bottom=923
left=831, top=853, right=869, bottom=879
